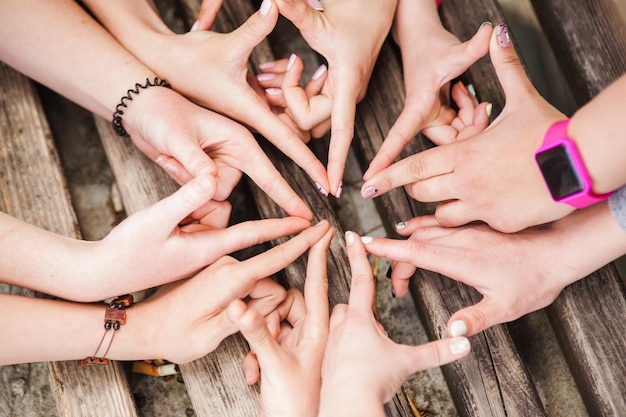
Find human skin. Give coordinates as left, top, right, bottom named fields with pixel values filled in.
left=361, top=202, right=626, bottom=336
left=0, top=220, right=332, bottom=366
left=81, top=0, right=331, bottom=195
left=0, top=0, right=312, bottom=220
left=0, top=176, right=310, bottom=302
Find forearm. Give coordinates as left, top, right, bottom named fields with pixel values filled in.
left=393, top=0, right=442, bottom=46
left=81, top=0, right=174, bottom=72
left=0, top=0, right=157, bottom=119
left=318, top=383, right=385, bottom=417
left=569, top=74, right=626, bottom=194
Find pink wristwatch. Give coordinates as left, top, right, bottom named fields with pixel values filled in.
left=534, top=119, right=612, bottom=209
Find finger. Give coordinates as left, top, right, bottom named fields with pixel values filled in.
left=390, top=262, right=415, bottom=299
left=234, top=220, right=331, bottom=283
left=169, top=141, right=219, bottom=180
left=275, top=288, right=306, bottom=328
left=191, top=0, right=224, bottom=31
left=230, top=0, right=279, bottom=51
left=364, top=89, right=434, bottom=180
left=258, top=58, right=290, bottom=74
left=393, top=215, right=442, bottom=236
left=154, top=155, right=194, bottom=185
left=242, top=351, right=260, bottom=385
left=400, top=336, right=470, bottom=376
left=204, top=216, right=311, bottom=258
left=491, top=23, right=537, bottom=101
left=246, top=278, right=288, bottom=317
left=434, top=200, right=475, bottom=228
left=303, top=228, right=335, bottom=329
left=344, top=231, right=376, bottom=314
left=274, top=0, right=319, bottom=33
left=303, top=64, right=328, bottom=97
left=361, top=147, right=454, bottom=200
left=227, top=299, right=283, bottom=381
left=447, top=297, right=507, bottom=337
left=327, top=86, right=358, bottom=197
left=328, top=303, right=348, bottom=331
left=451, top=82, right=479, bottom=127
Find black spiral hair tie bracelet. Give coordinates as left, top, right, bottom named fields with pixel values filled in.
left=111, top=77, right=171, bottom=137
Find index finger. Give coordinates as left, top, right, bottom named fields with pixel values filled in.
left=234, top=220, right=332, bottom=283
left=361, top=145, right=454, bottom=200
left=303, top=228, right=336, bottom=324
left=344, top=231, right=376, bottom=314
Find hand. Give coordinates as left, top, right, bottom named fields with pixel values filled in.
left=90, top=175, right=312, bottom=301
left=318, top=231, right=470, bottom=416
left=275, top=0, right=398, bottom=197
left=143, top=0, right=330, bottom=194
left=361, top=24, right=572, bottom=233
left=123, top=86, right=313, bottom=220
left=364, top=4, right=493, bottom=178
left=360, top=203, right=626, bottom=335
left=256, top=54, right=332, bottom=141
left=227, top=226, right=335, bottom=417
left=125, top=220, right=333, bottom=364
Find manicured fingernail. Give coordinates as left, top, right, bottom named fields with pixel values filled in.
left=479, top=21, right=493, bottom=31
left=257, top=73, right=277, bottom=82
left=361, top=185, right=378, bottom=199
left=345, top=231, right=355, bottom=246
left=335, top=181, right=343, bottom=199
left=486, top=102, right=493, bottom=117
left=307, top=0, right=324, bottom=11
left=360, top=236, right=373, bottom=244
left=265, top=88, right=282, bottom=96
left=286, top=53, right=297, bottom=71
left=386, top=266, right=392, bottom=278
left=450, top=338, right=470, bottom=355
left=260, top=0, right=272, bottom=16
left=315, top=182, right=329, bottom=196
left=311, top=64, right=327, bottom=81
left=189, top=20, right=199, bottom=32
left=244, top=369, right=255, bottom=384
left=467, top=84, right=477, bottom=97
left=395, top=221, right=407, bottom=230
left=259, top=61, right=276, bottom=71
left=155, top=155, right=168, bottom=166
left=362, top=169, right=370, bottom=180
left=162, top=162, right=179, bottom=177
left=450, top=320, right=468, bottom=337
left=497, top=23, right=511, bottom=48
left=391, top=286, right=396, bottom=298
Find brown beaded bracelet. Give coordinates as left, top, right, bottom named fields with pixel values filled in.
left=80, top=294, right=134, bottom=366
left=111, top=77, right=170, bottom=137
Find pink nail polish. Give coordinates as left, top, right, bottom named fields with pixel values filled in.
left=259, top=61, right=276, bottom=71
left=315, top=182, right=329, bottom=196
left=335, top=181, right=343, bottom=199
left=311, top=64, right=327, bottom=81
left=256, top=73, right=277, bottom=82
left=307, top=0, right=324, bottom=11
left=497, top=23, right=511, bottom=48
left=259, top=0, right=272, bottom=16
left=361, top=185, right=377, bottom=199
left=286, top=53, right=297, bottom=71
left=189, top=21, right=199, bottom=32
left=265, top=88, right=283, bottom=96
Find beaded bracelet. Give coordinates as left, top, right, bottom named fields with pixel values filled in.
left=80, top=294, right=134, bottom=366
left=111, top=77, right=171, bottom=137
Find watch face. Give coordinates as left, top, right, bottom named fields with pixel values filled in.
left=535, top=144, right=584, bottom=200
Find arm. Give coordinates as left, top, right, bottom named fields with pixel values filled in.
left=0, top=220, right=331, bottom=366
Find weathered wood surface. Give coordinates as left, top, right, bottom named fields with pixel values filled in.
left=529, top=1, right=626, bottom=414
left=0, top=61, right=139, bottom=417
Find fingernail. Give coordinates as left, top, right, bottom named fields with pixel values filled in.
left=196, top=175, right=214, bottom=194
left=450, top=338, right=471, bottom=355
left=315, top=182, right=329, bottom=196
left=155, top=155, right=168, bottom=167
left=497, top=23, right=511, bottom=48
left=457, top=82, right=469, bottom=95
left=265, top=88, right=282, bottom=96
left=335, top=181, right=343, bottom=199
left=162, top=161, right=179, bottom=177
left=260, top=0, right=272, bottom=16
left=286, top=53, right=297, bottom=71
left=345, top=231, right=355, bottom=246
left=478, top=21, right=493, bottom=31
left=450, top=320, right=468, bottom=337
left=386, top=266, right=392, bottom=278
left=395, top=221, right=407, bottom=230
left=360, top=236, right=373, bottom=244
left=362, top=168, right=370, bottom=180
left=257, top=73, right=277, bottom=82
left=486, top=102, right=493, bottom=117
left=391, top=286, right=396, bottom=298
left=361, top=185, right=378, bottom=199
left=244, top=368, right=255, bottom=384
left=189, top=20, right=199, bottom=32
left=307, top=0, right=324, bottom=11
left=467, top=84, right=477, bottom=97
left=311, top=64, right=327, bottom=81
left=259, top=61, right=276, bottom=71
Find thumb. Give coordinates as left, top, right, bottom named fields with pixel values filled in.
left=490, top=23, right=537, bottom=101
left=231, top=0, right=278, bottom=51
left=275, top=0, right=319, bottom=33
left=446, top=297, right=504, bottom=337
left=401, top=336, right=471, bottom=378
left=159, top=174, right=218, bottom=224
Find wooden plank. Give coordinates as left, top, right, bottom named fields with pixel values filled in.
left=528, top=1, right=626, bottom=414
left=0, top=62, right=138, bottom=417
